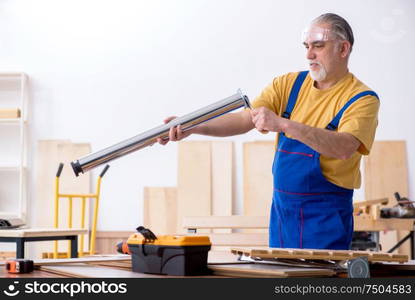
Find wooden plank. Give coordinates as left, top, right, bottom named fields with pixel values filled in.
left=0, top=108, right=20, bottom=118
left=95, top=231, right=133, bottom=254
left=231, top=247, right=408, bottom=263
left=209, top=263, right=335, bottom=277
left=243, top=141, right=274, bottom=233
left=33, top=140, right=91, bottom=258
left=177, top=141, right=211, bottom=233
left=183, top=216, right=268, bottom=229
left=188, top=233, right=268, bottom=247
left=364, top=141, right=411, bottom=255
left=39, top=265, right=162, bottom=278
left=143, top=187, right=177, bottom=235
left=207, top=250, right=243, bottom=264
left=88, top=260, right=132, bottom=269
left=364, top=141, right=408, bottom=206
left=0, top=228, right=87, bottom=238
left=0, top=255, right=131, bottom=267
left=354, top=215, right=414, bottom=231
left=0, top=251, right=16, bottom=260
left=353, top=198, right=389, bottom=207
left=211, top=141, right=233, bottom=233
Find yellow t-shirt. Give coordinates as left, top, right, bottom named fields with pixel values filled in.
left=252, top=71, right=380, bottom=189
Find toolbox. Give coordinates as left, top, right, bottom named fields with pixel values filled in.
left=127, top=226, right=211, bottom=276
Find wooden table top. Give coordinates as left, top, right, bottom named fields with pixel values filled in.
left=0, top=228, right=88, bottom=238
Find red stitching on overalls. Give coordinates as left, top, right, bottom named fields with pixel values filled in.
left=299, top=208, right=304, bottom=249
left=277, top=148, right=313, bottom=157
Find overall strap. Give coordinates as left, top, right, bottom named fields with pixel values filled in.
left=282, top=71, right=309, bottom=119
left=326, top=91, right=379, bottom=131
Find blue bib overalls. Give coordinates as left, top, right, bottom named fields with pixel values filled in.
left=269, top=71, right=379, bottom=250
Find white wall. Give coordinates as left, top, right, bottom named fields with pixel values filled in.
left=0, top=0, right=414, bottom=231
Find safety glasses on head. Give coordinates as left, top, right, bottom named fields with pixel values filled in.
left=302, top=26, right=346, bottom=43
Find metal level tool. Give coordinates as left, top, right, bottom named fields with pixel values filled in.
left=71, top=89, right=250, bottom=176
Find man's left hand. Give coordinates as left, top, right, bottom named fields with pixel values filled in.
left=250, top=107, right=288, bottom=133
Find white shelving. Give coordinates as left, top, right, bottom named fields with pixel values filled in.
left=0, top=73, right=29, bottom=222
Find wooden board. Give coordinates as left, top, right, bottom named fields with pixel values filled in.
left=183, top=216, right=268, bottom=229
left=95, top=231, right=134, bottom=254
left=189, top=233, right=268, bottom=247
left=0, top=251, right=16, bottom=260
left=143, top=141, right=233, bottom=235
left=143, top=187, right=177, bottom=235
left=40, top=261, right=333, bottom=278
left=243, top=141, right=274, bottom=229
left=39, top=264, right=163, bottom=278
left=33, top=140, right=91, bottom=258
left=177, top=141, right=212, bottom=233
left=209, top=263, right=335, bottom=277
left=207, top=250, right=243, bottom=264
left=0, top=228, right=87, bottom=238
left=0, top=108, right=20, bottom=118
left=211, top=141, right=233, bottom=233
left=364, top=140, right=411, bottom=255
left=0, top=255, right=131, bottom=266
left=364, top=141, right=408, bottom=206
left=88, top=260, right=132, bottom=269
left=231, top=247, right=408, bottom=263
left=354, top=215, right=414, bottom=231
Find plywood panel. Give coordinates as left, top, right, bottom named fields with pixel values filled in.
left=243, top=141, right=274, bottom=235
left=33, top=140, right=91, bottom=258
left=182, top=216, right=268, bottom=229
left=39, top=265, right=161, bottom=278
left=364, top=140, right=411, bottom=255
left=95, top=231, right=133, bottom=254
left=143, top=187, right=177, bottom=235
left=177, top=141, right=212, bottom=233
left=243, top=141, right=274, bottom=217
left=211, top=141, right=233, bottom=233
left=209, top=263, right=335, bottom=277
left=0, top=228, right=87, bottom=237
left=365, top=141, right=408, bottom=206
left=189, top=232, right=268, bottom=247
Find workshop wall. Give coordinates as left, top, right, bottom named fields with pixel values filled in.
left=0, top=0, right=413, bottom=230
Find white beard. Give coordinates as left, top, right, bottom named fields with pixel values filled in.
left=309, top=62, right=327, bottom=81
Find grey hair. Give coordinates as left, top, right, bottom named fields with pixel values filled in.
left=312, top=13, right=354, bottom=50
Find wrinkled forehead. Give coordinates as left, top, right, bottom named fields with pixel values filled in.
left=302, top=25, right=338, bottom=44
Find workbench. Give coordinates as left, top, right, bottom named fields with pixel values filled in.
left=0, top=228, right=87, bottom=258
left=1, top=252, right=414, bottom=278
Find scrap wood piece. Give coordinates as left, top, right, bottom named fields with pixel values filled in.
left=209, top=263, right=335, bottom=278
left=0, top=108, right=20, bottom=118
left=0, top=228, right=87, bottom=238
left=354, top=215, right=414, bottom=231
left=243, top=141, right=274, bottom=220
left=0, top=255, right=131, bottom=267
left=353, top=198, right=389, bottom=208
left=231, top=247, right=408, bottom=263
left=39, top=264, right=160, bottom=278
left=177, top=141, right=212, bottom=234
left=86, top=260, right=132, bottom=269
left=143, top=187, right=177, bottom=235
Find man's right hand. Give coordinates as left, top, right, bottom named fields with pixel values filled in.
left=157, top=116, right=193, bottom=145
